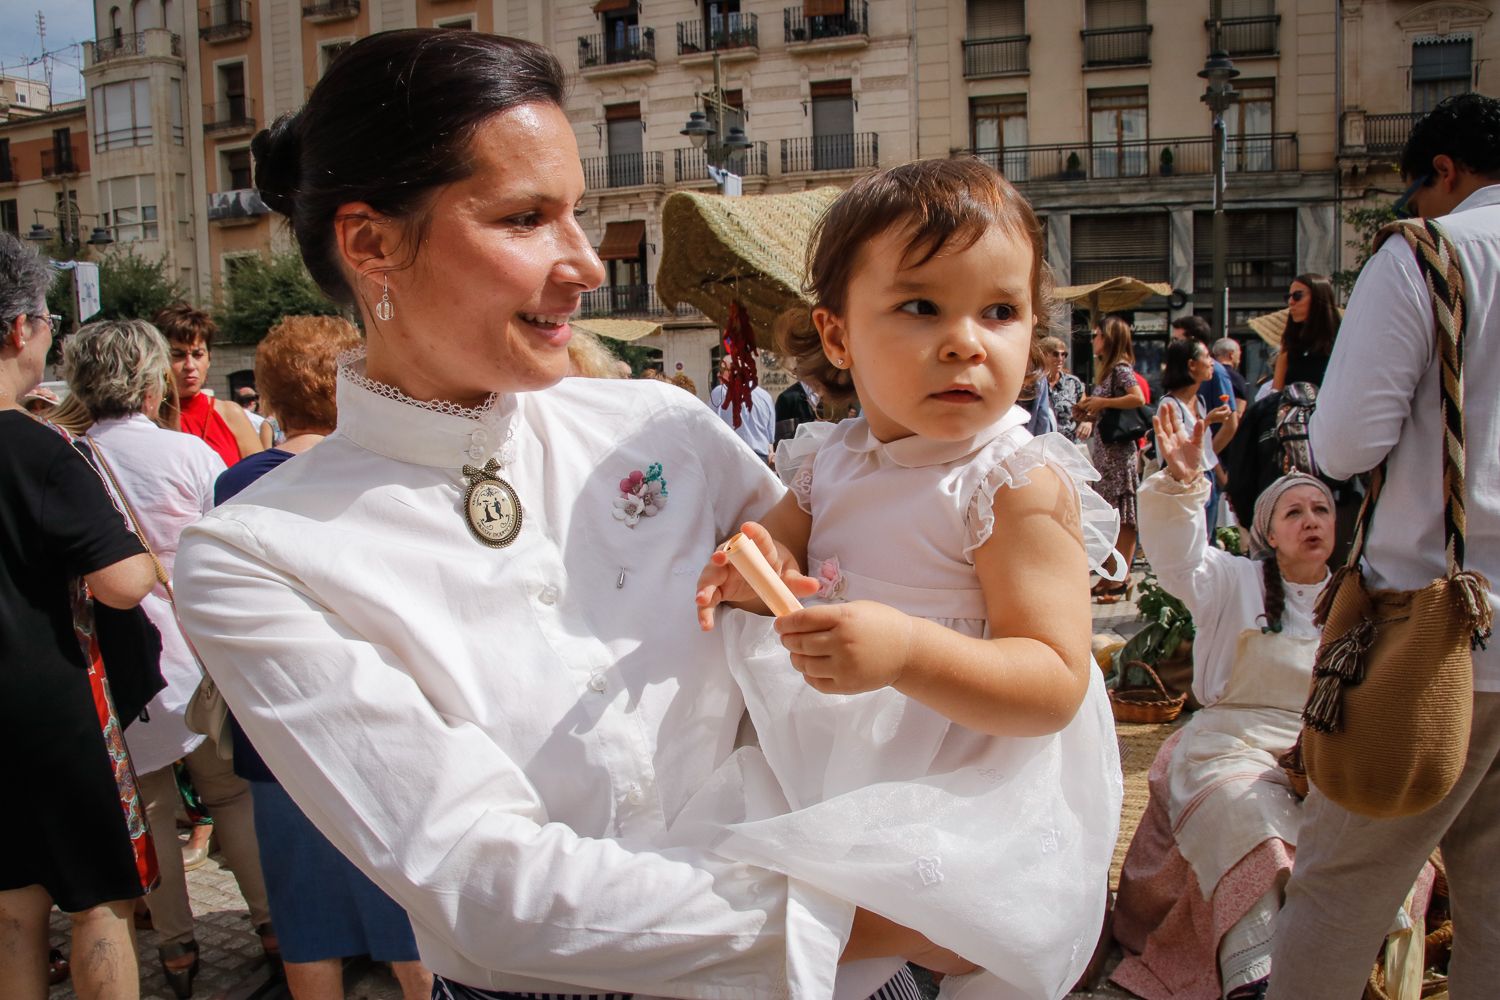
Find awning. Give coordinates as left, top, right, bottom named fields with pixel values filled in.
left=804, top=0, right=847, bottom=16
left=597, top=220, right=646, bottom=261
left=592, top=0, right=632, bottom=13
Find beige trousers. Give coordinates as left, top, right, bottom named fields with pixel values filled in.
left=138, top=740, right=271, bottom=945
left=1268, top=692, right=1500, bottom=1000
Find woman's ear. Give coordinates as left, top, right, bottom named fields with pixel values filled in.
left=332, top=202, right=398, bottom=292
left=812, top=307, right=849, bottom=367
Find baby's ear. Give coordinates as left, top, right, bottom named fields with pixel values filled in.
left=812, top=307, right=848, bottom=361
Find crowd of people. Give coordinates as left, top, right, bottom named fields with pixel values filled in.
left=0, top=25, right=1495, bottom=1000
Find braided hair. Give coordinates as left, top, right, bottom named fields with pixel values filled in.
left=1260, top=557, right=1286, bottom=634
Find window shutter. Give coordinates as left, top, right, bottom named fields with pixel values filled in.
left=1411, top=37, right=1471, bottom=82
left=1071, top=213, right=1169, bottom=285
left=1085, top=0, right=1146, bottom=29
left=966, top=0, right=1025, bottom=39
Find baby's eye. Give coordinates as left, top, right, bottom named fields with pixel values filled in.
left=898, top=299, right=938, bottom=316
left=983, top=303, right=1019, bottom=321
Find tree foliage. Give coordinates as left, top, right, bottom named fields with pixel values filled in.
left=1332, top=204, right=1398, bottom=296
left=216, top=251, right=343, bottom=344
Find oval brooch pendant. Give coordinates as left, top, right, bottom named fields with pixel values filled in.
left=461, top=458, right=524, bottom=548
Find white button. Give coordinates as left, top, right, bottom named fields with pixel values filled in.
left=466, top=444, right=485, bottom=461
left=588, top=673, right=607, bottom=692
left=538, top=585, right=559, bottom=606
left=625, top=785, right=644, bottom=806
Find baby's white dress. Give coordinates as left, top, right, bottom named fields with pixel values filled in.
left=674, top=407, right=1124, bottom=1000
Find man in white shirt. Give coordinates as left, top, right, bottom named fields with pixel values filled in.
left=1269, top=93, right=1500, bottom=1000
left=708, top=354, right=775, bottom=463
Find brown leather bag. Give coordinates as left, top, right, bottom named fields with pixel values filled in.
left=1302, top=219, right=1493, bottom=819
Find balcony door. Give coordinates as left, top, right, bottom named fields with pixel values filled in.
left=1089, top=88, right=1148, bottom=179
left=1226, top=81, right=1273, bottom=172
left=606, top=102, right=644, bottom=187
left=219, top=62, right=246, bottom=121
left=971, top=96, right=1028, bottom=180
left=1411, top=37, right=1472, bottom=113
left=811, top=80, right=854, bottom=171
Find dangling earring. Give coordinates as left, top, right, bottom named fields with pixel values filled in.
left=375, top=274, right=394, bottom=322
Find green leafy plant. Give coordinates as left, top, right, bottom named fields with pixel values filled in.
left=1214, top=524, right=1244, bottom=554
left=1112, top=574, right=1195, bottom=681
left=216, top=251, right=342, bottom=344
left=1332, top=203, right=1398, bottom=296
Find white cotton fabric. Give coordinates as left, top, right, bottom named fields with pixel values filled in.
left=682, top=409, right=1125, bottom=1000
left=174, top=363, right=863, bottom=999
left=86, top=413, right=223, bottom=774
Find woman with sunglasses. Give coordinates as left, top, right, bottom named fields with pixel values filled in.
left=1271, top=274, right=1340, bottom=391
left=1040, top=335, right=1089, bottom=443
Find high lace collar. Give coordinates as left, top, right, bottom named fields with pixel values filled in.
left=839, top=406, right=1030, bottom=469
left=334, top=352, right=520, bottom=470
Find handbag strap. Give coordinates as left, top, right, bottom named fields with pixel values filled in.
left=79, top=436, right=176, bottom=603
left=1341, top=218, right=1469, bottom=576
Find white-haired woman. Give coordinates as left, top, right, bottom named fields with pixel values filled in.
left=1111, top=401, right=1335, bottom=1000
left=0, top=234, right=157, bottom=1000
left=60, top=320, right=275, bottom=997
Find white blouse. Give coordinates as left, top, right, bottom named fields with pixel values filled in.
left=174, top=365, right=851, bottom=998
left=1136, top=470, right=1325, bottom=707
left=87, top=413, right=224, bottom=775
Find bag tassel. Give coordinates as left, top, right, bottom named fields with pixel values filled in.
left=1304, top=617, right=1376, bottom=733
left=1451, top=571, right=1494, bottom=651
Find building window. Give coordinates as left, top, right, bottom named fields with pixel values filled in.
left=1227, top=80, right=1274, bottom=172
left=0, top=199, right=18, bottom=237
left=435, top=15, right=474, bottom=29
left=1072, top=212, right=1169, bottom=287
left=971, top=96, right=1028, bottom=181
left=170, top=78, right=184, bottom=144
left=221, top=147, right=253, bottom=190
left=605, top=101, right=644, bottom=186
left=1412, top=37, right=1471, bottom=114
left=1193, top=208, right=1296, bottom=294
left=93, top=79, right=153, bottom=151
left=1089, top=88, right=1148, bottom=179
left=216, top=61, right=247, bottom=121
left=1083, top=0, right=1149, bottom=65
left=99, top=175, right=158, bottom=242
left=223, top=252, right=259, bottom=287
left=811, top=79, right=855, bottom=171
left=0, top=139, right=11, bottom=183
left=319, top=40, right=352, bottom=77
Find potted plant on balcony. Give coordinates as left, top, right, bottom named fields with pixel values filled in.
left=1159, top=147, right=1175, bottom=176
left=1062, top=151, right=1084, bottom=181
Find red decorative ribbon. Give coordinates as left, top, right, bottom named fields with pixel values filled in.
left=721, top=300, right=758, bottom=429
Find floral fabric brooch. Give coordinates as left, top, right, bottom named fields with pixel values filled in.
left=813, top=555, right=847, bottom=601
left=613, top=463, right=668, bottom=527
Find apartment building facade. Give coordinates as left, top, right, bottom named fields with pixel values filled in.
left=72, top=0, right=1490, bottom=385
left=0, top=91, right=96, bottom=249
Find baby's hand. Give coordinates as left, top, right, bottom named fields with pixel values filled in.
left=775, top=601, right=915, bottom=694
left=695, top=521, right=818, bottom=631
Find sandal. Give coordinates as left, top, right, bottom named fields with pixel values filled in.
left=1092, top=582, right=1132, bottom=604
left=159, top=938, right=200, bottom=1000
left=258, top=922, right=283, bottom=978
left=1226, top=979, right=1269, bottom=1000
left=48, top=947, right=70, bottom=986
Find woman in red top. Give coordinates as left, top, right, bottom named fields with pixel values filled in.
left=154, top=304, right=264, bottom=467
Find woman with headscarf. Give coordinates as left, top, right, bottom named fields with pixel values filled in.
left=1111, top=402, right=1334, bottom=1000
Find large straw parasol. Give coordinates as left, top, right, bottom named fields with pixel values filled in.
left=1055, top=277, right=1173, bottom=326
left=571, top=318, right=663, bottom=342
left=1247, top=306, right=1343, bottom=349
left=656, top=187, right=842, bottom=344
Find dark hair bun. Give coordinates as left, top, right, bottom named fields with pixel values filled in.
left=252, top=113, right=303, bottom=218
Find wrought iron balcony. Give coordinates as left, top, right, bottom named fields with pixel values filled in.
left=207, top=189, right=271, bottom=223
left=579, top=284, right=699, bottom=320
left=965, top=132, right=1298, bottom=184
left=583, top=151, right=665, bottom=190
left=678, top=13, right=758, bottom=57
left=204, top=97, right=257, bottom=135
left=88, top=30, right=183, bottom=63
left=578, top=27, right=656, bottom=70
left=302, top=0, right=359, bottom=23
left=781, top=133, right=879, bottom=174
left=674, top=142, right=769, bottom=183
left=1207, top=15, right=1279, bottom=58
left=1081, top=24, right=1152, bottom=67
left=963, top=35, right=1029, bottom=77
left=784, top=2, right=869, bottom=46
left=200, top=1, right=253, bottom=42
left=41, top=141, right=84, bottom=178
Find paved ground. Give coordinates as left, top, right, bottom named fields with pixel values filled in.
left=48, top=584, right=1148, bottom=1000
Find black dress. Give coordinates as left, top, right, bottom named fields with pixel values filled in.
left=0, top=411, right=157, bottom=911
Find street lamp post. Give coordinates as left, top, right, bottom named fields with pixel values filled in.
left=680, top=51, right=752, bottom=189
left=1199, top=49, right=1239, bottom=342
left=25, top=208, right=114, bottom=248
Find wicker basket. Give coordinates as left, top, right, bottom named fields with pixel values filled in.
left=1110, top=660, right=1188, bottom=724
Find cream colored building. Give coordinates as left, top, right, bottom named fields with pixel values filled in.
left=72, top=0, right=1491, bottom=387
left=0, top=98, right=97, bottom=254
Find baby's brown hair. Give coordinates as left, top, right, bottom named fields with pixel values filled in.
left=777, top=157, right=1053, bottom=406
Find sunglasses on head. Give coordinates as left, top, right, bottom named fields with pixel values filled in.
left=1393, top=173, right=1430, bottom=220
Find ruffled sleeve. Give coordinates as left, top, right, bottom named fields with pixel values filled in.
left=774, top=421, right=835, bottom=514
left=963, top=431, right=1125, bottom=580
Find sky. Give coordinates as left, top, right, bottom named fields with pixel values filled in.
left=1, top=0, right=96, bottom=106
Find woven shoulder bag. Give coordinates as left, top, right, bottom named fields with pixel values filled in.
left=1302, top=218, right=1493, bottom=819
